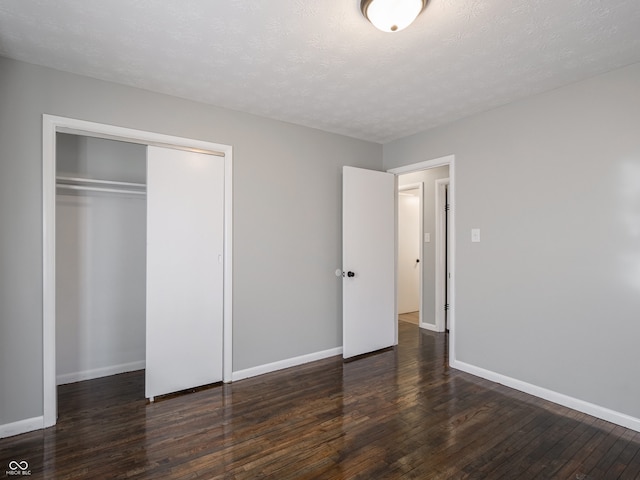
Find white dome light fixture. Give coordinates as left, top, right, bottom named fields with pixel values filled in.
left=361, top=0, right=427, bottom=33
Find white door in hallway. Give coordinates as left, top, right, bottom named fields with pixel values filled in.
left=342, top=166, right=396, bottom=359
left=146, top=146, right=224, bottom=399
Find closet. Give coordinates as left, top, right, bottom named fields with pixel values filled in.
left=56, top=133, right=147, bottom=387
left=55, top=133, right=224, bottom=404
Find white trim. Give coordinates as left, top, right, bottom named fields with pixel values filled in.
left=0, top=417, right=44, bottom=439
left=232, top=347, right=343, bottom=382
left=420, top=323, right=440, bottom=332
left=388, top=155, right=455, bottom=175
left=393, top=180, right=399, bottom=345
left=43, top=116, right=57, bottom=427
left=42, top=114, right=233, bottom=428
left=56, top=361, right=146, bottom=385
left=434, top=178, right=450, bottom=333
left=52, top=117, right=228, bottom=154
left=452, top=360, right=640, bottom=433
left=398, top=183, right=424, bottom=327
left=388, top=155, right=456, bottom=365
left=223, top=148, right=233, bottom=383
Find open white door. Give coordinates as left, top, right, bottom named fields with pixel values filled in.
left=343, top=166, right=395, bottom=359
left=146, top=146, right=224, bottom=399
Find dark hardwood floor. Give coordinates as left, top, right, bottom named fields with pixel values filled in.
left=2, top=322, right=639, bottom=479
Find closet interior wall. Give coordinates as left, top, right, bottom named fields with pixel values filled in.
left=55, top=133, right=147, bottom=385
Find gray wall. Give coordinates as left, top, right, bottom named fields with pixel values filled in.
left=399, top=166, right=449, bottom=326
left=384, top=62, right=640, bottom=419
left=0, top=56, right=382, bottom=426
left=56, top=134, right=147, bottom=382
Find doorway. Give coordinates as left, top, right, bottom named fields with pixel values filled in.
left=396, top=166, right=449, bottom=332
left=42, top=115, right=234, bottom=427
left=55, top=133, right=147, bottom=393
left=341, top=155, right=455, bottom=362
left=435, top=179, right=451, bottom=332
left=397, top=184, right=422, bottom=327
left=388, top=155, right=455, bottom=360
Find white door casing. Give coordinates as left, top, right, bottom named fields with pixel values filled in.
left=342, top=166, right=396, bottom=359
left=435, top=178, right=450, bottom=332
left=146, top=146, right=224, bottom=399
left=387, top=155, right=456, bottom=363
left=43, top=115, right=233, bottom=427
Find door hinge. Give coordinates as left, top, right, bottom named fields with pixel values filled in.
left=444, top=303, right=450, bottom=311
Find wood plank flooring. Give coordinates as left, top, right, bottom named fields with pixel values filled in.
left=2, top=322, right=639, bottom=479
left=399, top=311, right=420, bottom=325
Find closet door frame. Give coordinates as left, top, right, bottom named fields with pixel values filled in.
left=42, top=114, right=233, bottom=428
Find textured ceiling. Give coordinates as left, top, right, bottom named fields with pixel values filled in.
left=1, top=0, right=640, bottom=143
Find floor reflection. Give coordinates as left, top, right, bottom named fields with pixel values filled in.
left=1, top=322, right=638, bottom=478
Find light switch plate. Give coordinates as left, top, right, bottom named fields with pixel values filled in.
left=471, top=228, right=480, bottom=242
left=424, top=233, right=431, bottom=243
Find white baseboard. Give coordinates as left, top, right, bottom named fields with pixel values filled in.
left=56, top=360, right=145, bottom=385
left=232, top=347, right=343, bottom=382
left=0, top=416, right=43, bottom=439
left=420, top=322, right=441, bottom=332
left=451, top=360, right=640, bottom=433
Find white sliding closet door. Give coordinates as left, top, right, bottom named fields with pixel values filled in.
left=146, top=146, right=224, bottom=399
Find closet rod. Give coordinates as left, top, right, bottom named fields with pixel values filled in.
left=56, top=176, right=146, bottom=188
left=56, top=184, right=146, bottom=195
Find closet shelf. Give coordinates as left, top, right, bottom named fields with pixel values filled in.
left=56, top=176, right=145, bottom=188
left=56, top=176, right=146, bottom=196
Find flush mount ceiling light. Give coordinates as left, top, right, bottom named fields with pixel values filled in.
left=361, top=0, right=427, bottom=33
